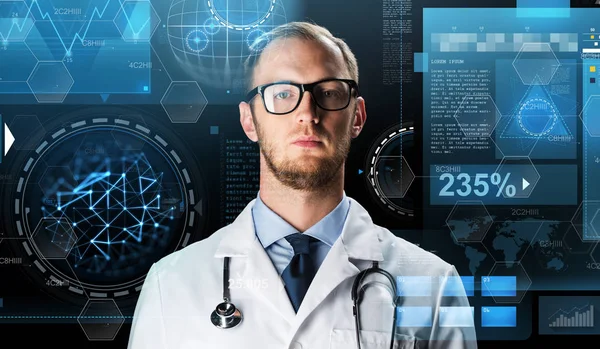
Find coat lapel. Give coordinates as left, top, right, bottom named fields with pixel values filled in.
left=289, top=198, right=385, bottom=335
left=214, top=199, right=296, bottom=325
left=242, top=237, right=297, bottom=324
left=213, top=197, right=387, bottom=340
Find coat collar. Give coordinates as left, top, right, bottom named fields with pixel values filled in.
left=213, top=197, right=384, bottom=338
left=214, top=197, right=384, bottom=261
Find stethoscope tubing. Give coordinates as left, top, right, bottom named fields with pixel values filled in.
left=212, top=258, right=398, bottom=348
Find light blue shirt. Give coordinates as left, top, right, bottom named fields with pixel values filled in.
left=251, top=191, right=351, bottom=276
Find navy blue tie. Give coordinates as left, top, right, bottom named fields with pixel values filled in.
left=281, top=233, right=316, bottom=313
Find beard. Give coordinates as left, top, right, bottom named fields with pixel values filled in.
left=253, top=115, right=353, bottom=191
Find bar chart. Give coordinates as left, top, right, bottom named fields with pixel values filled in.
left=540, top=296, right=600, bottom=334
left=548, top=305, right=594, bottom=328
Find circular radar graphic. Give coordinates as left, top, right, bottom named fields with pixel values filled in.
left=12, top=117, right=206, bottom=299
left=208, top=0, right=277, bottom=30
left=167, top=0, right=288, bottom=88
left=517, top=98, right=558, bottom=137
left=186, top=30, right=210, bottom=53
left=365, top=122, right=416, bottom=218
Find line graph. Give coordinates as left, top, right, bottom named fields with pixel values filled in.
left=0, top=0, right=156, bottom=55
left=0, top=1, right=35, bottom=42
left=540, top=296, right=600, bottom=335
left=548, top=303, right=594, bottom=328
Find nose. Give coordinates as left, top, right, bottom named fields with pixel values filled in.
left=294, top=91, right=319, bottom=124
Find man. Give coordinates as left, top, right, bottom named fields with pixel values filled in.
left=128, top=21, right=477, bottom=348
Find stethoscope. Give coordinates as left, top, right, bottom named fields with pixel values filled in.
left=211, top=257, right=398, bottom=349
left=210, top=257, right=243, bottom=329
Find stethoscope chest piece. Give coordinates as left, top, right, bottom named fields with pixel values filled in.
left=211, top=301, right=243, bottom=329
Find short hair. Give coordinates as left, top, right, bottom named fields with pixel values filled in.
left=243, top=21, right=359, bottom=93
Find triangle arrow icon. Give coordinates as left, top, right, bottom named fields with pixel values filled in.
left=194, top=199, right=202, bottom=216
left=4, top=124, right=14, bottom=156
left=522, top=178, right=530, bottom=190
left=358, top=169, right=363, bottom=175
left=100, top=94, right=110, bottom=103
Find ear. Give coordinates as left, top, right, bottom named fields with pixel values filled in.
left=351, top=97, right=367, bottom=138
left=239, top=101, right=259, bottom=142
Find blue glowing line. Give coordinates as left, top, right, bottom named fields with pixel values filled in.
left=122, top=173, right=126, bottom=208
left=0, top=0, right=153, bottom=54
left=139, top=176, right=157, bottom=194
left=73, top=171, right=110, bottom=194
left=44, top=151, right=175, bottom=264
left=57, top=191, right=93, bottom=209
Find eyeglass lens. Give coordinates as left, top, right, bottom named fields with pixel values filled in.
left=263, top=80, right=351, bottom=114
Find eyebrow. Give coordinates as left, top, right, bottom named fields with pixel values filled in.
left=267, top=76, right=342, bottom=85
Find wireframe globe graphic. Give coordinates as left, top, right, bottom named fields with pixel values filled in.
left=167, top=0, right=288, bottom=89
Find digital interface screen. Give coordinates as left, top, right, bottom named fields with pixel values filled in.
left=0, top=0, right=598, bottom=347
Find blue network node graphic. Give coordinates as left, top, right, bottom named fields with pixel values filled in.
left=35, top=131, right=184, bottom=286
left=44, top=152, right=175, bottom=269
left=13, top=117, right=204, bottom=297
left=0, top=0, right=157, bottom=96
left=166, top=0, right=288, bottom=89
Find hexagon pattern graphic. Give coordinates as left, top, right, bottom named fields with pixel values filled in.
left=110, top=114, right=148, bottom=151
left=486, top=262, right=531, bottom=304
left=78, top=299, right=125, bottom=341
left=454, top=94, right=501, bottom=138
left=571, top=200, right=600, bottom=241
left=27, top=61, right=74, bottom=103
left=114, top=0, right=161, bottom=42
left=579, top=95, right=600, bottom=137
left=374, top=155, right=415, bottom=199
left=512, top=43, right=560, bottom=85
left=494, top=156, right=540, bottom=199
left=482, top=220, right=543, bottom=263
left=446, top=201, right=493, bottom=243
left=589, top=242, right=600, bottom=263
left=161, top=81, right=208, bottom=123
left=31, top=218, right=78, bottom=259
left=8, top=115, right=45, bottom=150
left=39, top=166, right=78, bottom=197
left=563, top=224, right=596, bottom=255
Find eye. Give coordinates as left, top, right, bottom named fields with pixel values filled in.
left=275, top=91, right=291, bottom=99
left=322, top=90, right=342, bottom=98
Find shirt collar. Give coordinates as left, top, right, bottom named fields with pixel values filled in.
left=252, top=190, right=351, bottom=249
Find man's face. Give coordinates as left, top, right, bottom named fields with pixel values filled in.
left=239, top=37, right=366, bottom=191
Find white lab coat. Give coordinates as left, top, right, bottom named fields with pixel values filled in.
left=128, top=198, right=477, bottom=349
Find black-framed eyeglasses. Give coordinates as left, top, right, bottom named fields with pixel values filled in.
left=245, top=78, right=359, bottom=115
